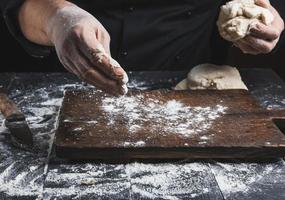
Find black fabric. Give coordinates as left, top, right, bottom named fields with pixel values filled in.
left=0, top=0, right=51, bottom=57
left=271, top=0, right=285, bottom=49
left=0, top=0, right=283, bottom=71
left=0, top=0, right=22, bottom=11
left=78, top=0, right=229, bottom=70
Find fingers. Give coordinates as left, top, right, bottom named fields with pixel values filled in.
left=79, top=31, right=128, bottom=85
left=72, top=48, right=127, bottom=95
left=89, top=43, right=128, bottom=85
left=242, top=36, right=277, bottom=54
left=250, top=23, right=280, bottom=40
left=96, top=26, right=111, bottom=55
left=49, top=4, right=129, bottom=95
left=254, top=0, right=270, bottom=9
left=57, top=42, right=126, bottom=95
left=234, top=40, right=261, bottom=55
left=254, top=0, right=284, bottom=33
left=246, top=2, right=284, bottom=55
left=246, top=2, right=284, bottom=54
left=81, top=68, right=126, bottom=95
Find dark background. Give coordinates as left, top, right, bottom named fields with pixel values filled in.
left=0, top=12, right=284, bottom=80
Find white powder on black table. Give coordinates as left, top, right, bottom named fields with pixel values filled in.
left=0, top=79, right=284, bottom=200
left=0, top=83, right=83, bottom=198
left=42, top=161, right=285, bottom=200
left=43, top=162, right=213, bottom=199
left=210, top=161, right=285, bottom=199
left=101, top=95, right=227, bottom=138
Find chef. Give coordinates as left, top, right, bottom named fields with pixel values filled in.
left=0, top=0, right=284, bottom=95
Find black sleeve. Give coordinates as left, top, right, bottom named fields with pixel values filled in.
left=0, top=0, right=51, bottom=57
left=271, top=0, right=285, bottom=45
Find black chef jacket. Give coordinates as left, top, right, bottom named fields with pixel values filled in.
left=1, top=0, right=283, bottom=71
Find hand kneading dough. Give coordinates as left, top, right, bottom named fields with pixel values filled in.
left=174, top=64, right=248, bottom=90
left=217, top=0, right=274, bottom=42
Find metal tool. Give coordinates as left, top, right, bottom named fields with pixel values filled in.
left=0, top=87, right=33, bottom=148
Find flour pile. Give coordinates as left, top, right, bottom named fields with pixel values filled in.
left=102, top=95, right=227, bottom=137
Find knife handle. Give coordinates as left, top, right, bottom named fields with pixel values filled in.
left=0, top=93, right=25, bottom=122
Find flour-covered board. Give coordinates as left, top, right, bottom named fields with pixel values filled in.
left=55, top=89, right=285, bottom=160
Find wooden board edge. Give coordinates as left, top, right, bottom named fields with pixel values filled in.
left=55, top=145, right=285, bottom=161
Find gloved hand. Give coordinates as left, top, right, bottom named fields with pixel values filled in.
left=46, top=4, right=128, bottom=95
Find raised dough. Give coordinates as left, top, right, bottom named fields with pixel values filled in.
left=174, top=78, right=188, bottom=91
left=217, top=0, right=274, bottom=42
left=174, top=64, right=248, bottom=90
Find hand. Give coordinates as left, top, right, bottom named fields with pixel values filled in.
left=45, top=5, right=128, bottom=95
left=19, top=1, right=128, bottom=95
left=234, top=0, right=284, bottom=55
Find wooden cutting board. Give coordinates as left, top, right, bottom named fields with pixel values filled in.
left=55, top=89, right=285, bottom=160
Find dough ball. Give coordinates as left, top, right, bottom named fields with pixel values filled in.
left=174, top=78, right=188, bottom=90
left=174, top=63, right=248, bottom=90
left=217, top=0, right=274, bottom=42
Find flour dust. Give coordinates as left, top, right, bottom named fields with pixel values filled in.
left=102, top=95, right=227, bottom=140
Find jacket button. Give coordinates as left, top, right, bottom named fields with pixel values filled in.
left=175, top=55, right=181, bottom=61
left=128, top=6, right=135, bottom=12
left=122, top=51, right=128, bottom=57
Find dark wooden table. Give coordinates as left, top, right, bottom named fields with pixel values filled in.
left=0, top=69, right=284, bottom=200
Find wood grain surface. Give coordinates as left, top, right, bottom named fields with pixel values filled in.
left=55, top=89, right=285, bottom=160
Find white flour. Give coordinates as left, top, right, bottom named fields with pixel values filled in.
left=0, top=83, right=73, bottom=198
left=1, top=79, right=284, bottom=199
left=43, top=164, right=130, bottom=199
left=127, top=80, right=149, bottom=90
left=250, top=84, right=285, bottom=110
left=102, top=95, right=227, bottom=137
left=123, top=141, right=146, bottom=147
left=210, top=160, right=285, bottom=199
left=0, top=161, right=43, bottom=197
left=41, top=98, right=63, bottom=106
left=43, top=162, right=214, bottom=199
left=126, top=162, right=212, bottom=200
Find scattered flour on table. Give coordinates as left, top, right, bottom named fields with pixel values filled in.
left=211, top=161, right=285, bottom=198
left=28, top=107, right=56, bottom=117
left=127, top=80, right=149, bottom=90
left=0, top=161, right=44, bottom=197
left=43, top=162, right=214, bottom=200
left=0, top=82, right=85, bottom=198
left=126, top=162, right=212, bottom=200
left=40, top=98, right=63, bottom=106
left=44, top=164, right=129, bottom=198
left=63, top=119, right=98, bottom=124
left=250, top=85, right=285, bottom=110
left=102, top=95, right=227, bottom=137
left=123, top=141, right=146, bottom=147
left=1, top=79, right=284, bottom=199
